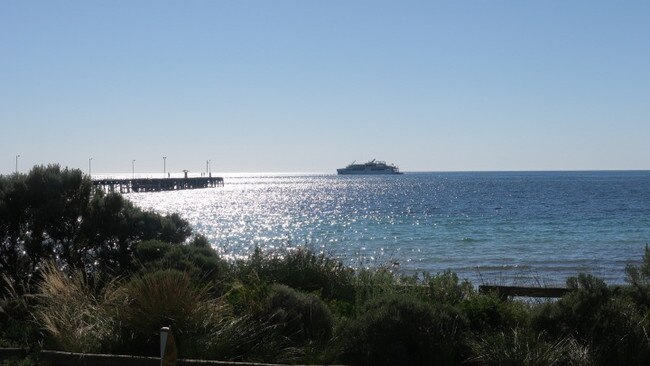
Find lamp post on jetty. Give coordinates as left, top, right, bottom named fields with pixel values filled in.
left=88, top=157, right=92, bottom=178
left=208, top=159, right=212, bottom=177
left=163, top=156, right=167, bottom=177
left=15, top=154, right=20, bottom=174
left=132, top=159, right=136, bottom=179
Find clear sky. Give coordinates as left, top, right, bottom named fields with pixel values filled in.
left=1, top=1, right=649, bottom=174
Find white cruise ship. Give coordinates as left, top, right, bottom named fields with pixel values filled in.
left=336, top=159, right=403, bottom=175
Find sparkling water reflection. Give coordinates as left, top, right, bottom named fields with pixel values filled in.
left=126, top=171, right=650, bottom=285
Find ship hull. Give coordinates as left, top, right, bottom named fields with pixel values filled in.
left=337, top=169, right=403, bottom=175
left=337, top=159, right=403, bottom=175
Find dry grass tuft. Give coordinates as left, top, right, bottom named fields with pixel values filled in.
left=35, top=262, right=124, bottom=353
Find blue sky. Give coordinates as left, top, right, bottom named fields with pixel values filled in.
left=1, top=1, right=649, bottom=174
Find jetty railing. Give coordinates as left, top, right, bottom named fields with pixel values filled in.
left=93, top=177, right=224, bottom=193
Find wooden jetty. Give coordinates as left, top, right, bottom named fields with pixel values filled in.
left=93, top=177, right=224, bottom=193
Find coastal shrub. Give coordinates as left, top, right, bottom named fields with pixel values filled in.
left=460, top=292, right=529, bottom=333
left=203, top=282, right=330, bottom=363
left=348, top=268, right=461, bottom=315
left=0, top=166, right=92, bottom=287
left=133, top=239, right=169, bottom=263
left=240, top=247, right=355, bottom=302
left=625, top=245, right=650, bottom=310
left=533, top=299, right=650, bottom=366
left=83, top=193, right=193, bottom=276
left=592, top=297, right=650, bottom=365
left=336, top=293, right=468, bottom=366
left=468, top=328, right=592, bottom=366
left=223, top=268, right=274, bottom=317
left=424, top=270, right=474, bottom=305
left=259, top=284, right=333, bottom=344
left=134, top=238, right=230, bottom=291
left=35, top=263, right=123, bottom=353
left=352, top=267, right=402, bottom=309
left=531, top=274, right=610, bottom=338
left=531, top=273, right=650, bottom=365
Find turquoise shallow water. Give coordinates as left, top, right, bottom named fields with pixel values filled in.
left=127, top=171, right=650, bottom=285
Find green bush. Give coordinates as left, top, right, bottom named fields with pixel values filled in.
left=210, top=281, right=334, bottom=363
left=460, top=292, right=529, bottom=333
left=202, top=280, right=331, bottom=363
left=336, top=294, right=468, bottom=366
left=223, top=272, right=272, bottom=316
left=134, top=238, right=230, bottom=291
left=240, top=247, right=355, bottom=302
left=591, top=297, right=650, bottom=365
left=84, top=193, right=193, bottom=276
left=424, top=270, right=474, bottom=305
left=352, top=267, right=402, bottom=308
left=531, top=273, right=650, bottom=365
left=625, top=245, right=650, bottom=310
left=350, top=269, right=473, bottom=315
left=260, top=284, right=333, bottom=344
left=532, top=274, right=611, bottom=338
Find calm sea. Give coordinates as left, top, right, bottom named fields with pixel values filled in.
left=126, top=171, right=650, bottom=285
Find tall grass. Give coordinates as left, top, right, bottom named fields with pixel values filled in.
left=117, top=269, right=218, bottom=357
left=336, top=293, right=468, bottom=366
left=469, top=328, right=592, bottom=366
left=35, top=263, right=124, bottom=353
left=199, top=307, right=315, bottom=364
left=215, top=278, right=334, bottom=363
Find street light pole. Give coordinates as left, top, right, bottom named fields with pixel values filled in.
left=15, top=155, right=20, bottom=174
left=163, top=156, right=167, bottom=177
left=208, top=159, right=211, bottom=177
left=89, top=157, right=93, bottom=177
left=132, top=160, right=136, bottom=179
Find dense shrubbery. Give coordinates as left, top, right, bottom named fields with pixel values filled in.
left=134, top=238, right=230, bottom=292
left=337, top=294, right=467, bottom=366
left=531, top=273, right=650, bottom=365
left=2, top=165, right=650, bottom=365
left=461, top=292, right=528, bottom=333
left=238, top=247, right=356, bottom=301
left=260, top=284, right=333, bottom=344
left=0, top=165, right=193, bottom=288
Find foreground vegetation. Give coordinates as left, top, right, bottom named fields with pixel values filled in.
left=1, top=165, right=650, bottom=365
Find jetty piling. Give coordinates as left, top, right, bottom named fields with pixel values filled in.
left=92, top=176, right=224, bottom=193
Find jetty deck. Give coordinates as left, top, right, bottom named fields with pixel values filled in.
left=93, top=177, right=224, bottom=193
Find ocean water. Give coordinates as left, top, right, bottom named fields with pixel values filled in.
left=126, top=171, right=650, bottom=285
